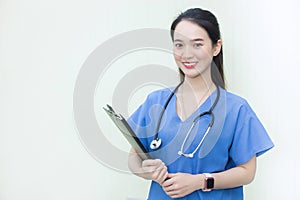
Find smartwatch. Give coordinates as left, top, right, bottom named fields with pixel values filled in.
left=203, top=173, right=214, bottom=192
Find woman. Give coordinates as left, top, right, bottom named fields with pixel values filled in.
left=128, top=8, right=274, bottom=199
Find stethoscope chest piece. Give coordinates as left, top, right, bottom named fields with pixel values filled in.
left=150, top=138, right=162, bottom=150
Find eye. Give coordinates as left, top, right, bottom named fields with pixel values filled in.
left=193, top=43, right=203, bottom=48
left=174, top=42, right=183, bottom=48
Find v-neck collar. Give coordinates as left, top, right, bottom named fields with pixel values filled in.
left=173, top=88, right=218, bottom=123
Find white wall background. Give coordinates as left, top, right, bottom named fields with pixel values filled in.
left=1, top=0, right=299, bottom=199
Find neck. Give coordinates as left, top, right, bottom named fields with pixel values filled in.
left=176, top=76, right=215, bottom=121
left=183, top=76, right=214, bottom=94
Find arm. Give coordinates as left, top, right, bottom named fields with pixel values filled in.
left=209, top=155, right=256, bottom=189
left=162, top=155, right=256, bottom=198
left=128, top=148, right=168, bottom=185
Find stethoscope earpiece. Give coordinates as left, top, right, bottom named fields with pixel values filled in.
left=150, top=138, right=162, bottom=150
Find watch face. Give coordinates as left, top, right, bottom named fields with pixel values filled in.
left=206, top=177, right=214, bottom=189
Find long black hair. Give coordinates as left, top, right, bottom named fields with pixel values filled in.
left=170, top=8, right=225, bottom=89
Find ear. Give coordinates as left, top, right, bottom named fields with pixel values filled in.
left=213, top=39, right=222, bottom=56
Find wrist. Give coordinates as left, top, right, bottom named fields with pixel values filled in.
left=194, top=174, right=206, bottom=190
left=202, top=173, right=214, bottom=192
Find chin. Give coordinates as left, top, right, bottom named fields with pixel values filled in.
left=181, top=69, right=202, bottom=78
left=185, top=74, right=202, bottom=79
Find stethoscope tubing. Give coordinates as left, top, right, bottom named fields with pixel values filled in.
left=150, top=81, right=220, bottom=157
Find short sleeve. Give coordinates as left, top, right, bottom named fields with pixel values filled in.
left=127, top=97, right=151, bottom=152
left=127, top=89, right=172, bottom=153
left=229, top=101, right=274, bottom=166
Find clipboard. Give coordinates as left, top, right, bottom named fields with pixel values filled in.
left=103, top=104, right=151, bottom=160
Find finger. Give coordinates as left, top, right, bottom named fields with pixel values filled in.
left=143, top=160, right=165, bottom=173
left=167, top=173, right=176, bottom=178
left=151, top=162, right=166, bottom=180
left=142, top=159, right=164, bottom=172
left=162, top=173, right=177, bottom=187
left=164, top=186, right=184, bottom=198
left=162, top=169, right=169, bottom=182
left=142, top=159, right=162, bottom=168
left=155, top=165, right=168, bottom=184
left=169, top=193, right=183, bottom=199
left=163, top=183, right=176, bottom=193
left=130, top=148, right=137, bottom=153
left=165, top=189, right=178, bottom=196
left=162, top=177, right=174, bottom=187
left=142, top=165, right=157, bottom=173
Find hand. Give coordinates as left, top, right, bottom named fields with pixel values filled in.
left=162, top=173, right=202, bottom=198
left=140, top=159, right=168, bottom=185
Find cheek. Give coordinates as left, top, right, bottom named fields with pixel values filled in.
left=173, top=52, right=181, bottom=61
left=195, top=49, right=213, bottom=60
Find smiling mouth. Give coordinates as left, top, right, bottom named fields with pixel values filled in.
left=182, top=62, right=197, bottom=69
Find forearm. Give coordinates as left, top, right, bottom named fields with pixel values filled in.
left=212, top=155, right=256, bottom=189
left=128, top=148, right=145, bottom=178
left=128, top=148, right=168, bottom=183
left=202, top=156, right=256, bottom=189
left=192, top=155, right=257, bottom=191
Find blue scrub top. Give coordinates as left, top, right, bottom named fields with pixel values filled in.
left=128, top=87, right=274, bottom=200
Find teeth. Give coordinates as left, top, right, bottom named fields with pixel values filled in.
left=184, top=62, right=196, bottom=66
left=185, top=63, right=194, bottom=66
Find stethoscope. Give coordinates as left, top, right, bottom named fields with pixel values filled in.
left=149, top=81, right=220, bottom=158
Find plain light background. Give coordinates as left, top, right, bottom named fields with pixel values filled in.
left=1, top=0, right=299, bottom=199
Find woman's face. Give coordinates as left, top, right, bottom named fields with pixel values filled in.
left=173, top=20, right=221, bottom=80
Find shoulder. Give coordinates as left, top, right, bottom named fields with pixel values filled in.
left=128, top=87, right=174, bottom=122
left=222, top=89, right=257, bottom=118
left=144, top=87, right=174, bottom=104
left=224, top=90, right=248, bottom=106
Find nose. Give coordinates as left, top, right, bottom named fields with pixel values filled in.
left=181, top=46, right=193, bottom=60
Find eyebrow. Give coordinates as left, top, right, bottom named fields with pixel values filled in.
left=174, top=38, right=204, bottom=42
